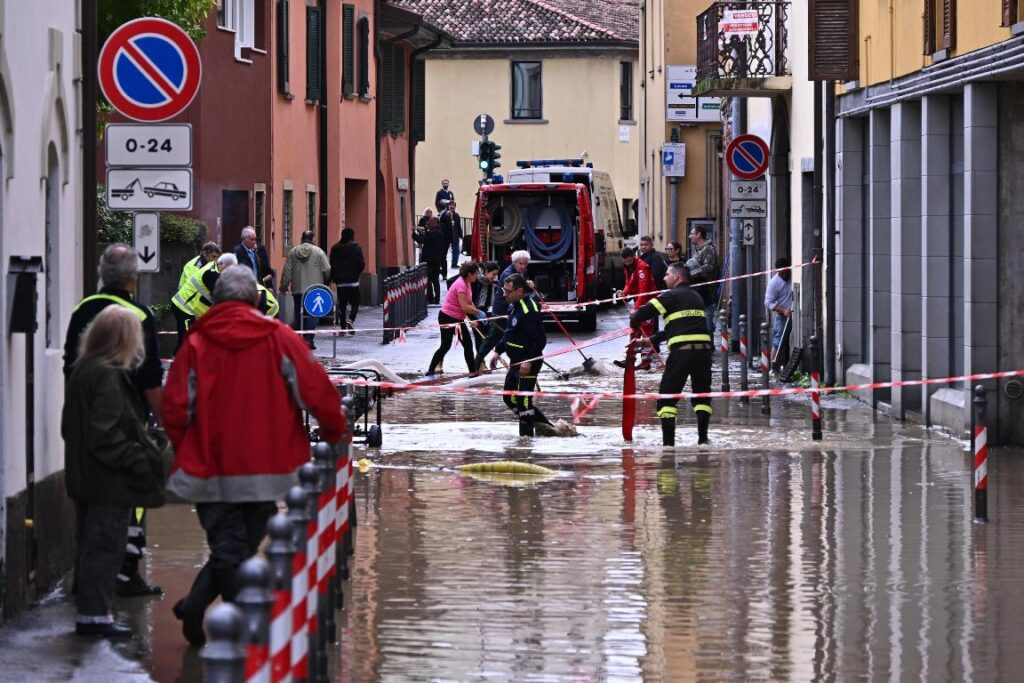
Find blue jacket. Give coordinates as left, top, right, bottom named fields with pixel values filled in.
left=492, top=263, right=519, bottom=318
left=496, top=294, right=546, bottom=363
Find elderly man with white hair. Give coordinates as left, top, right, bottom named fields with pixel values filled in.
left=473, top=249, right=535, bottom=369
left=231, top=226, right=274, bottom=288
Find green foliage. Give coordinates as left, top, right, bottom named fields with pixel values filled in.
left=99, top=0, right=216, bottom=44
left=161, top=214, right=207, bottom=245
left=149, top=303, right=173, bottom=320
left=97, top=185, right=132, bottom=244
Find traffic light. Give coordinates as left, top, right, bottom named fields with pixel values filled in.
left=478, top=140, right=493, bottom=175
left=490, top=141, right=502, bottom=173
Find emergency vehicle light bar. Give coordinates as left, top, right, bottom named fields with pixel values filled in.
left=515, top=158, right=594, bottom=169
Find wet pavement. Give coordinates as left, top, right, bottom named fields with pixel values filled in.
left=2, top=304, right=1023, bottom=681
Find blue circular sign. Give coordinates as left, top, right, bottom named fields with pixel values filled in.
left=725, top=134, right=770, bottom=180
left=303, top=285, right=335, bottom=318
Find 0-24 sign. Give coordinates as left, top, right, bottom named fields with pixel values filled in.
left=106, top=124, right=192, bottom=167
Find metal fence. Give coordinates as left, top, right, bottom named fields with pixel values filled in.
left=696, top=2, right=790, bottom=85
left=382, top=263, right=428, bottom=344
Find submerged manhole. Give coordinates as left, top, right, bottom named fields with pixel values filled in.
left=1005, top=379, right=1024, bottom=400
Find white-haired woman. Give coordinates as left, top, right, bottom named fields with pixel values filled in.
left=62, top=306, right=168, bottom=639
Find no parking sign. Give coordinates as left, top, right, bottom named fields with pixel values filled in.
left=98, top=17, right=202, bottom=122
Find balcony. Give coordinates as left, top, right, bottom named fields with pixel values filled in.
left=695, top=2, right=791, bottom=97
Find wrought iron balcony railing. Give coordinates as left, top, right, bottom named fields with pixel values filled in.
left=695, top=2, right=791, bottom=97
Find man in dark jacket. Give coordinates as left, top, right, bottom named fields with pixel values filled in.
left=638, top=235, right=668, bottom=290
left=440, top=200, right=463, bottom=268
left=164, top=266, right=346, bottom=647
left=490, top=273, right=553, bottom=436
left=412, top=216, right=447, bottom=304
left=434, top=178, right=454, bottom=212
left=63, top=243, right=164, bottom=598
left=232, top=226, right=274, bottom=288
left=329, top=227, right=366, bottom=333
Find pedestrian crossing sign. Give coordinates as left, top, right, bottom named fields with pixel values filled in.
left=303, top=284, right=334, bottom=318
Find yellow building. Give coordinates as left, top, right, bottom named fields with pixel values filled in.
left=834, top=0, right=1024, bottom=442
left=392, top=0, right=640, bottom=227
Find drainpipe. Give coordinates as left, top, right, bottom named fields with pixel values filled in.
left=82, top=0, right=98, bottom=294
left=812, top=81, right=824, bottom=347
left=730, top=96, right=746, bottom=348
left=825, top=85, right=837, bottom=386
left=318, top=0, right=328, bottom=249
left=374, top=0, right=383, bottom=278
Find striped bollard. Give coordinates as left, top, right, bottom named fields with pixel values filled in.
left=810, top=335, right=822, bottom=441
left=299, top=463, right=325, bottom=683
left=312, top=443, right=338, bottom=647
left=287, top=471, right=314, bottom=683
left=738, top=315, right=748, bottom=404
left=973, top=385, right=989, bottom=523
left=201, top=603, right=247, bottom=683
left=760, top=322, right=771, bottom=416
left=719, top=309, right=730, bottom=393
left=265, top=514, right=294, bottom=683
left=334, top=428, right=352, bottom=591
left=236, top=556, right=273, bottom=683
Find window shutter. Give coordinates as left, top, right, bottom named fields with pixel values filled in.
left=924, top=0, right=935, bottom=54
left=808, top=0, right=859, bottom=81
left=412, top=59, right=426, bottom=142
left=942, top=0, right=956, bottom=50
left=358, top=17, right=371, bottom=96
left=393, top=44, right=405, bottom=133
left=380, top=45, right=393, bottom=133
left=277, top=0, right=290, bottom=95
left=306, top=5, right=322, bottom=102
left=342, top=4, right=355, bottom=96
left=1004, top=0, right=1019, bottom=26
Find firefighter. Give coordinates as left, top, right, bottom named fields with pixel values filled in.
left=172, top=243, right=221, bottom=349
left=630, top=261, right=713, bottom=446
left=489, top=273, right=553, bottom=436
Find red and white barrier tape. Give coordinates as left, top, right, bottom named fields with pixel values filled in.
left=269, top=583, right=291, bottom=683
left=329, top=368, right=1024, bottom=403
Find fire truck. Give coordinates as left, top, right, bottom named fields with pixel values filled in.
left=471, top=159, right=635, bottom=330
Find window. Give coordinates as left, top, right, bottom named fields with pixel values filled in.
left=282, top=188, right=293, bottom=255
left=357, top=17, right=370, bottom=96
left=412, top=59, right=426, bottom=142
left=511, top=61, right=542, bottom=119
left=277, top=0, right=291, bottom=96
left=380, top=43, right=405, bottom=133
left=217, top=0, right=228, bottom=27
left=254, top=187, right=266, bottom=242
left=619, top=61, right=633, bottom=121
left=342, top=4, right=355, bottom=96
left=924, top=0, right=956, bottom=54
left=307, top=189, right=317, bottom=233
left=1003, top=0, right=1020, bottom=26
left=306, top=2, right=322, bottom=102
left=218, top=0, right=261, bottom=56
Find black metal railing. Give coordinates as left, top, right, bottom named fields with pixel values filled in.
left=382, top=263, right=428, bottom=344
left=696, top=2, right=790, bottom=93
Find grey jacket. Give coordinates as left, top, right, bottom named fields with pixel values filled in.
left=281, top=242, right=331, bottom=293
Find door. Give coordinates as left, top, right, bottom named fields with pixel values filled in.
left=222, top=190, right=250, bottom=251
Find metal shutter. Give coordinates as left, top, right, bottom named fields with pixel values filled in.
left=808, top=0, right=859, bottom=81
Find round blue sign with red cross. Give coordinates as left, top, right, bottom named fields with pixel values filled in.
left=725, top=134, right=770, bottom=180
left=98, top=17, right=202, bottom=122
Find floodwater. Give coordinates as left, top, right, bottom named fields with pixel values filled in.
left=80, top=366, right=1024, bottom=682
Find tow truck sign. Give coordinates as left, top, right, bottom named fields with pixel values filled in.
left=106, top=168, right=193, bottom=210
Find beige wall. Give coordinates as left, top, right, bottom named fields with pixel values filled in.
left=416, top=52, right=639, bottom=221
left=640, top=0, right=723, bottom=248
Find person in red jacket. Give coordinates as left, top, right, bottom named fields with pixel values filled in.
left=615, top=247, right=659, bottom=370
left=163, top=265, right=347, bottom=647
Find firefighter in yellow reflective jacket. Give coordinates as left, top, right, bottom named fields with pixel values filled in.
left=630, top=261, right=713, bottom=446
left=172, top=243, right=221, bottom=350
left=177, top=242, right=222, bottom=290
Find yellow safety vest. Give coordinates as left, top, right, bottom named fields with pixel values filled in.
left=258, top=285, right=280, bottom=317
left=172, top=260, right=217, bottom=317
left=74, top=293, right=148, bottom=321
left=177, top=255, right=204, bottom=290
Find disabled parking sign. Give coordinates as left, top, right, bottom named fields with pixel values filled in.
left=303, top=284, right=334, bottom=318
left=98, top=17, right=202, bottom=122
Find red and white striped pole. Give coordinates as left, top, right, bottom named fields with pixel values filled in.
left=810, top=335, right=822, bottom=441
left=973, top=385, right=989, bottom=522
left=288, top=469, right=315, bottom=683
left=312, top=443, right=338, bottom=646
left=760, top=322, right=771, bottom=416
left=719, top=309, right=730, bottom=393
left=237, top=557, right=272, bottom=683
left=334, top=435, right=352, bottom=590
left=738, top=314, right=748, bottom=404
left=265, top=513, right=295, bottom=683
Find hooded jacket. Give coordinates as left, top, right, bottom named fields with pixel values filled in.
left=329, top=239, right=366, bottom=285
left=622, top=257, right=656, bottom=308
left=163, top=301, right=347, bottom=502
left=281, top=242, right=331, bottom=293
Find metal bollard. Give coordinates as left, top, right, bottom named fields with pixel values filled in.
left=973, top=385, right=989, bottom=523
left=265, top=514, right=294, bottom=683
left=738, top=314, right=748, bottom=404
left=810, top=335, right=823, bottom=441
left=334, top=419, right=352, bottom=592
left=201, top=603, right=247, bottom=683
left=300, top=465, right=321, bottom=683
left=719, top=309, right=730, bottom=393
left=236, top=556, right=273, bottom=683
left=312, top=442, right=338, bottom=647
left=286, top=484, right=311, bottom=683
left=760, top=322, right=771, bottom=416
left=382, top=276, right=392, bottom=345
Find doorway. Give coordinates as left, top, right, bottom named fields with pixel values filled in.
left=221, top=190, right=250, bottom=251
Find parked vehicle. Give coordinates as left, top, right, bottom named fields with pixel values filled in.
left=144, top=181, right=186, bottom=200
left=112, top=178, right=140, bottom=200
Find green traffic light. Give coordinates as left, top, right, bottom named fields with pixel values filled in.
left=480, top=160, right=489, bottom=170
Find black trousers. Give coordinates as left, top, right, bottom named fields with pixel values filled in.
left=75, top=501, right=130, bottom=621
left=426, top=260, right=445, bottom=304
left=180, top=502, right=277, bottom=619
left=118, top=507, right=147, bottom=582
left=428, top=311, right=476, bottom=374
left=291, top=294, right=317, bottom=347
left=656, top=346, right=713, bottom=422
left=503, top=365, right=550, bottom=426
left=473, top=321, right=505, bottom=368
left=172, top=306, right=194, bottom=353
left=335, top=285, right=360, bottom=324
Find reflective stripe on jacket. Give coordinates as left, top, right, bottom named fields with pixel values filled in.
left=172, top=260, right=217, bottom=316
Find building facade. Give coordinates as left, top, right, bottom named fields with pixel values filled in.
left=394, top=0, right=639, bottom=230
left=0, top=0, right=83, bottom=619
left=835, top=0, right=1024, bottom=442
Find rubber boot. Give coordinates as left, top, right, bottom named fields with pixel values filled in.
left=661, top=417, right=676, bottom=447
left=519, top=418, right=535, bottom=437
left=697, top=412, right=710, bottom=445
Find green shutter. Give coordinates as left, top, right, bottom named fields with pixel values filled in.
left=381, top=43, right=405, bottom=134
left=277, top=0, right=290, bottom=96
left=392, top=44, right=405, bottom=133
left=412, top=59, right=425, bottom=142
left=342, top=4, right=355, bottom=96
left=306, top=5, right=322, bottom=102
left=358, top=17, right=371, bottom=95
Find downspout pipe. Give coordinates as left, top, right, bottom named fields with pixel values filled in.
left=730, top=96, right=745, bottom=349
left=825, top=85, right=837, bottom=386
left=374, top=0, right=383, bottom=278
left=82, top=0, right=98, bottom=294
left=318, top=0, right=328, bottom=249
left=812, top=81, right=824, bottom=346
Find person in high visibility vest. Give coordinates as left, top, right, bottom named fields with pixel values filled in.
left=173, top=243, right=221, bottom=350
left=63, top=243, right=165, bottom=598
left=195, top=256, right=281, bottom=320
